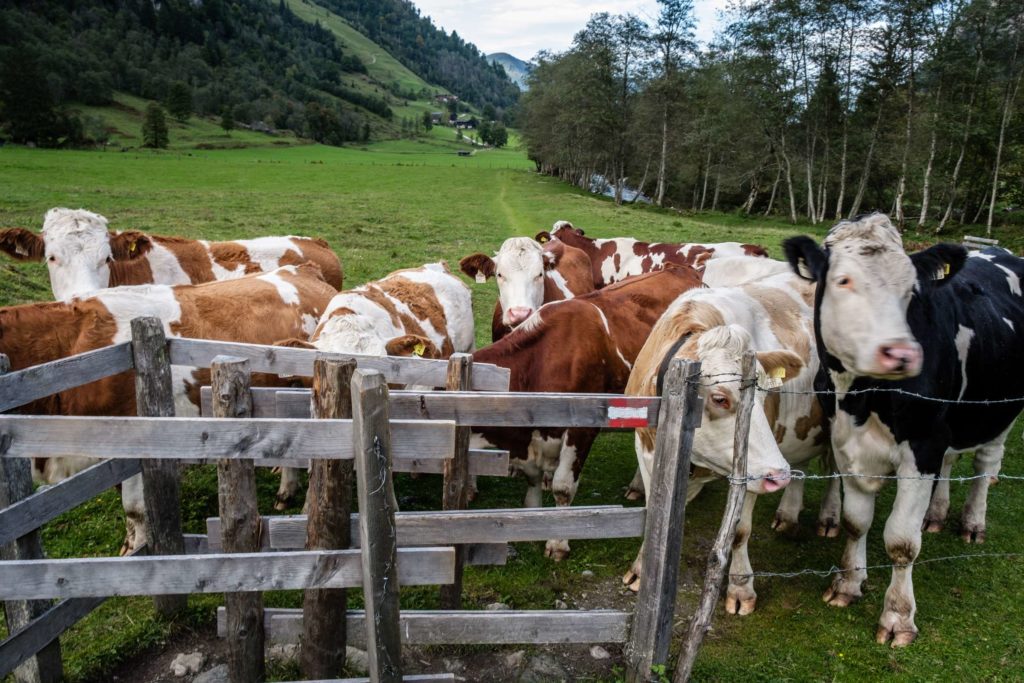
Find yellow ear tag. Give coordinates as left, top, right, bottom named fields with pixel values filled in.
left=769, top=367, right=786, bottom=380
left=944, top=263, right=950, bottom=275
left=475, top=272, right=486, bottom=284
left=413, top=342, right=426, bottom=357
left=129, top=241, right=137, bottom=253
left=539, top=235, right=548, bottom=243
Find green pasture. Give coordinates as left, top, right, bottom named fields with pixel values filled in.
left=1, top=139, right=1022, bottom=682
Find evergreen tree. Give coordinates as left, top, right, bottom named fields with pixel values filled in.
left=166, top=81, right=192, bottom=122
left=220, top=106, right=235, bottom=133
left=490, top=123, right=509, bottom=148
left=142, top=103, right=170, bottom=148
left=0, top=50, right=62, bottom=145
left=422, top=110, right=433, bottom=130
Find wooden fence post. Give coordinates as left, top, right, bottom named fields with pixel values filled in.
left=625, top=359, right=702, bottom=683
left=351, top=369, right=403, bottom=683
left=673, top=351, right=756, bottom=683
left=212, top=355, right=265, bottom=683
left=0, top=354, right=64, bottom=683
left=439, top=353, right=472, bottom=609
left=300, top=356, right=356, bottom=679
left=130, top=317, right=186, bottom=618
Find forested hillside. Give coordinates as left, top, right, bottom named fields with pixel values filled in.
left=520, top=0, right=1024, bottom=233
left=309, top=0, right=519, bottom=108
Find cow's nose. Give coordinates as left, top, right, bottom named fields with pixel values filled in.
left=761, top=468, right=791, bottom=493
left=875, top=342, right=922, bottom=375
left=507, top=307, right=533, bottom=325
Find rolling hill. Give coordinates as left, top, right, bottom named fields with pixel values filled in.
left=488, top=53, right=531, bottom=90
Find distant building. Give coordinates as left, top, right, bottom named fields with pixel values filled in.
left=455, top=117, right=478, bottom=130
left=431, top=112, right=444, bottom=124
left=434, top=94, right=459, bottom=104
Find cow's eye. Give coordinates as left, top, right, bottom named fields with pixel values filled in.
left=710, top=393, right=731, bottom=410
left=535, top=273, right=543, bottom=280
left=836, top=276, right=853, bottom=289
left=47, top=255, right=57, bottom=263
left=496, top=272, right=503, bottom=279
left=105, top=256, right=113, bottom=264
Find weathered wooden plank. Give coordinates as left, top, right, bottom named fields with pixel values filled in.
left=0, top=415, right=456, bottom=462
left=211, top=356, right=265, bottom=683
left=0, top=343, right=134, bottom=413
left=0, top=353, right=64, bottom=683
left=168, top=337, right=510, bottom=391
left=281, top=676, right=454, bottom=683
left=352, top=370, right=403, bottom=682
left=0, top=548, right=454, bottom=600
left=271, top=389, right=661, bottom=428
left=625, top=359, right=702, bottom=683
left=177, top=451, right=507, bottom=475
left=218, top=609, right=631, bottom=646
left=131, top=317, right=186, bottom=618
left=0, top=459, right=141, bottom=547
left=183, top=535, right=209, bottom=555
left=674, top=353, right=756, bottom=683
left=440, top=354, right=472, bottom=610
left=302, top=357, right=356, bottom=680
left=260, top=507, right=645, bottom=550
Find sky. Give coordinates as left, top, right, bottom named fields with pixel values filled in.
left=411, top=0, right=730, bottom=61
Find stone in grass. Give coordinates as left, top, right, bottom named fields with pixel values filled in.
left=267, top=643, right=299, bottom=662
left=193, top=664, right=228, bottom=683
left=170, top=652, right=205, bottom=677
left=485, top=601, right=511, bottom=611
left=554, top=599, right=569, bottom=610
left=519, top=653, right=569, bottom=682
left=346, top=646, right=370, bottom=675
left=505, top=650, right=527, bottom=670
left=590, top=645, right=611, bottom=660
left=581, top=569, right=595, bottom=579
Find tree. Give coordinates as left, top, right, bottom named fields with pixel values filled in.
left=0, top=50, right=62, bottom=145
left=165, top=81, right=192, bottom=122
left=490, top=123, right=509, bottom=148
left=482, top=103, right=497, bottom=121
left=651, top=0, right=695, bottom=206
left=142, top=103, right=170, bottom=148
left=220, top=106, right=235, bottom=134
left=422, top=110, right=433, bottom=131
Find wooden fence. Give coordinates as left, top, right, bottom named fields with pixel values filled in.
left=0, top=316, right=712, bottom=683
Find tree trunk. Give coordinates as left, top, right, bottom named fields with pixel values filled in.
left=636, top=156, right=652, bottom=202
left=937, top=37, right=986, bottom=234
left=656, top=102, right=669, bottom=206
left=835, top=13, right=856, bottom=220
left=699, top=148, right=711, bottom=211
left=779, top=132, right=797, bottom=223
left=894, top=44, right=915, bottom=229
left=848, top=104, right=884, bottom=219
left=711, top=157, right=722, bottom=211
left=987, top=63, right=1023, bottom=236
left=764, top=165, right=781, bottom=217
left=917, top=104, right=940, bottom=228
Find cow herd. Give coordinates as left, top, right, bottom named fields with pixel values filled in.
left=1, top=208, right=1022, bottom=647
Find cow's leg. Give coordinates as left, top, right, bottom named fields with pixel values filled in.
left=274, top=467, right=302, bottom=511
left=545, top=429, right=597, bottom=561
left=726, top=492, right=760, bottom=615
left=771, top=476, right=803, bottom=532
left=119, top=473, right=147, bottom=556
left=923, top=451, right=956, bottom=533
left=624, top=467, right=645, bottom=501
left=962, top=426, right=1010, bottom=543
left=823, top=478, right=876, bottom=607
left=817, top=451, right=843, bottom=537
left=877, top=457, right=934, bottom=647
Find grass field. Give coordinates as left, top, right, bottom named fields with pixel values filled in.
left=1, top=138, right=1023, bottom=682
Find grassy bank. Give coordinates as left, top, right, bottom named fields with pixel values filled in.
left=1, top=139, right=1022, bottom=682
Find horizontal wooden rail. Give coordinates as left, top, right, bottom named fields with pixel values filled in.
left=205, top=519, right=508, bottom=566
left=281, top=676, right=454, bottom=683
left=0, top=415, right=455, bottom=462
left=181, top=450, right=509, bottom=477
left=208, top=387, right=660, bottom=428
left=0, top=458, right=141, bottom=546
left=218, top=608, right=631, bottom=646
left=255, top=506, right=645, bottom=549
left=0, top=547, right=454, bottom=600
left=0, top=343, right=133, bottom=413
left=169, top=338, right=510, bottom=390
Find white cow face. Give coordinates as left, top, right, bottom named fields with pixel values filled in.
left=461, top=237, right=553, bottom=327
left=785, top=214, right=967, bottom=379
left=310, top=313, right=439, bottom=359
left=689, top=325, right=798, bottom=494
left=39, top=208, right=116, bottom=301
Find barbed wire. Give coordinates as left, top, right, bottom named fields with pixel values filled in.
left=729, top=551, right=1024, bottom=580
left=727, top=469, right=1024, bottom=484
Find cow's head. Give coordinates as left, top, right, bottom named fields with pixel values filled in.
left=784, top=213, right=966, bottom=379
left=309, top=312, right=441, bottom=360
left=461, top=237, right=558, bottom=327
left=2, top=209, right=153, bottom=301
left=549, top=220, right=584, bottom=239
left=687, top=324, right=798, bottom=494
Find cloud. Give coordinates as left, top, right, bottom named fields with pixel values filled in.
left=413, top=0, right=727, bottom=61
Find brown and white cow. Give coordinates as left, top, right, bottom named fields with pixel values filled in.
left=536, top=220, right=769, bottom=287
left=472, top=265, right=703, bottom=559
left=459, top=237, right=594, bottom=341
left=0, top=263, right=337, bottom=552
left=0, top=208, right=343, bottom=300
left=286, top=262, right=474, bottom=360
left=621, top=270, right=838, bottom=615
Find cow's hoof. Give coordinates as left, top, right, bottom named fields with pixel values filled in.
left=725, top=590, right=757, bottom=616
left=961, top=526, right=986, bottom=543
left=270, top=466, right=282, bottom=475
left=274, top=496, right=290, bottom=512
left=627, top=578, right=641, bottom=593
left=621, top=569, right=637, bottom=586
left=119, top=539, right=133, bottom=557
left=624, top=489, right=644, bottom=502
left=771, top=512, right=797, bottom=533
left=922, top=518, right=945, bottom=533
left=876, top=625, right=917, bottom=647
left=823, top=586, right=858, bottom=608
left=544, top=540, right=570, bottom=562
left=817, top=518, right=840, bottom=538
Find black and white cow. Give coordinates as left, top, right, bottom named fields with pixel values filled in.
left=784, top=213, right=1024, bottom=647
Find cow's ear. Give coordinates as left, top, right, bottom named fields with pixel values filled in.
left=0, top=228, right=45, bottom=261
left=535, top=230, right=552, bottom=244
left=385, top=334, right=441, bottom=359
left=274, top=338, right=317, bottom=350
left=910, top=243, right=967, bottom=286
left=542, top=241, right=564, bottom=270
left=692, top=251, right=712, bottom=273
left=756, top=350, right=804, bottom=385
left=109, top=231, right=153, bottom=261
left=459, top=253, right=495, bottom=281
left=783, top=236, right=827, bottom=281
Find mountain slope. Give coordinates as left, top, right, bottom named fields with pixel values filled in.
left=489, top=53, right=530, bottom=90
